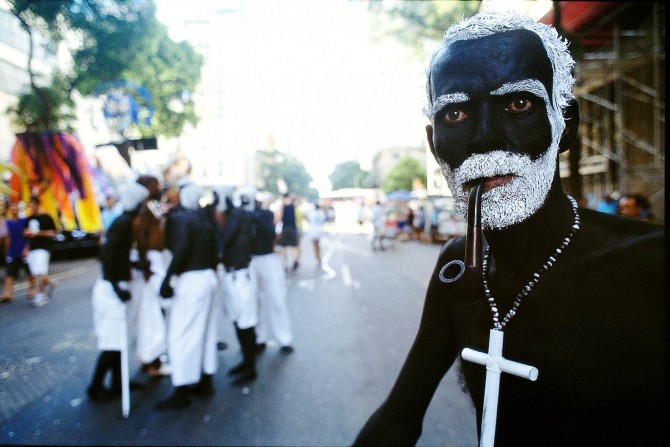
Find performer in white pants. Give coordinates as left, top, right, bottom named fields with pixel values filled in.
left=135, top=249, right=168, bottom=371
left=133, top=175, right=169, bottom=376
left=218, top=191, right=260, bottom=386
left=156, top=183, right=220, bottom=410
left=250, top=200, right=294, bottom=353
left=168, top=269, right=218, bottom=386
left=87, top=182, right=149, bottom=401
left=126, top=248, right=144, bottom=352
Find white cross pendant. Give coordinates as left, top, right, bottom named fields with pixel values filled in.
left=461, top=329, right=539, bottom=447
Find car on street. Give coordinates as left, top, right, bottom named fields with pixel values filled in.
left=51, top=229, right=101, bottom=260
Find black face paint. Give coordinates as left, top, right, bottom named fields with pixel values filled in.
left=427, top=30, right=564, bottom=229
left=429, top=29, right=555, bottom=170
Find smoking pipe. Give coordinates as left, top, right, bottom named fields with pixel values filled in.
left=439, top=180, right=484, bottom=286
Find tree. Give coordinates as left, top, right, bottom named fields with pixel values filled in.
left=7, top=74, right=76, bottom=133
left=257, top=150, right=318, bottom=202
left=6, top=0, right=202, bottom=138
left=367, top=1, right=480, bottom=58
left=383, top=156, right=426, bottom=194
left=329, top=161, right=369, bottom=190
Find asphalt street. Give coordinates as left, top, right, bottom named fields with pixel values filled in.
left=0, top=227, right=477, bottom=446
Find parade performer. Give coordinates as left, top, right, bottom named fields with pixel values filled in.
left=250, top=197, right=294, bottom=354
left=87, top=182, right=149, bottom=401
left=132, top=175, right=168, bottom=377
left=219, top=190, right=259, bottom=386
left=156, top=183, right=219, bottom=410
left=354, top=12, right=664, bottom=446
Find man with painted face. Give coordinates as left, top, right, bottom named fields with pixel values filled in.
left=354, top=12, right=664, bottom=447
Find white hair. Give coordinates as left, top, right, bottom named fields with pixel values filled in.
left=424, top=12, right=576, bottom=230
left=425, top=12, right=575, bottom=120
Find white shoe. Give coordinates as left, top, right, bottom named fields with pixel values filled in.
left=32, top=294, right=48, bottom=308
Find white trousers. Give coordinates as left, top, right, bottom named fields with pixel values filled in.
left=222, top=267, right=257, bottom=330
left=127, top=267, right=145, bottom=350
left=251, top=253, right=293, bottom=346
left=136, top=250, right=167, bottom=365
left=167, top=269, right=218, bottom=387
left=26, top=249, right=50, bottom=276
left=92, top=277, right=126, bottom=351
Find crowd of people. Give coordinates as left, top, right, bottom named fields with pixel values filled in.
left=86, top=176, right=302, bottom=411
left=366, top=188, right=658, bottom=249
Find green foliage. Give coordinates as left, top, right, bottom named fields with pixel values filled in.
left=329, top=161, right=369, bottom=190
left=6, top=75, right=76, bottom=132
left=257, top=150, right=318, bottom=202
left=383, top=156, right=426, bottom=194
left=367, top=0, right=481, bottom=58
left=7, top=0, right=202, bottom=138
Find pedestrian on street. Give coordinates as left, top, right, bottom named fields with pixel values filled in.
left=595, top=192, right=619, bottom=215
left=250, top=198, right=294, bottom=355
left=156, top=183, right=219, bottom=410
left=1, top=201, right=35, bottom=303
left=100, top=190, right=123, bottom=244
left=370, top=200, right=386, bottom=251
left=276, top=193, right=300, bottom=271
left=618, top=192, right=653, bottom=222
left=354, top=11, right=664, bottom=446
left=218, top=190, right=259, bottom=386
left=87, top=182, right=149, bottom=401
left=23, top=196, right=57, bottom=307
left=305, top=202, right=327, bottom=265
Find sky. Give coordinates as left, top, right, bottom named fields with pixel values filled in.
left=155, top=0, right=429, bottom=192
left=153, top=0, right=552, bottom=192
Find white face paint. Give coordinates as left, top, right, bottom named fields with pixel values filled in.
left=439, top=145, right=559, bottom=229
left=428, top=92, right=470, bottom=122
left=435, top=79, right=564, bottom=230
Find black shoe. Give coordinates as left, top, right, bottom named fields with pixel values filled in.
left=155, top=390, right=191, bottom=410
left=189, top=379, right=214, bottom=397
left=217, top=341, right=228, bottom=351
left=280, top=345, right=294, bottom=354
left=228, top=361, right=246, bottom=376
left=86, top=385, right=112, bottom=401
left=292, top=261, right=299, bottom=271
left=232, top=369, right=257, bottom=386
left=255, top=342, right=266, bottom=354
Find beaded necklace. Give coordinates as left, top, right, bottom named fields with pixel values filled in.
left=483, top=195, right=581, bottom=330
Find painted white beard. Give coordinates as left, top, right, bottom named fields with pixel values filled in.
left=439, top=144, right=559, bottom=229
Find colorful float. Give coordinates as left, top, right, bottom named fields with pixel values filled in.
left=7, top=131, right=102, bottom=233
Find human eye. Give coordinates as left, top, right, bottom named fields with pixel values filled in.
left=504, top=95, right=534, bottom=114
left=442, top=108, right=468, bottom=124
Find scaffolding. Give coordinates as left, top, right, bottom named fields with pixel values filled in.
left=557, top=2, right=665, bottom=223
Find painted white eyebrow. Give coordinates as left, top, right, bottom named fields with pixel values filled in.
left=490, top=79, right=550, bottom=105
left=428, top=92, right=469, bottom=121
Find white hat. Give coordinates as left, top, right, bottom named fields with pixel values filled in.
left=212, top=185, right=235, bottom=213
left=179, top=183, right=202, bottom=210
left=118, top=182, right=149, bottom=211
left=238, top=185, right=257, bottom=211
